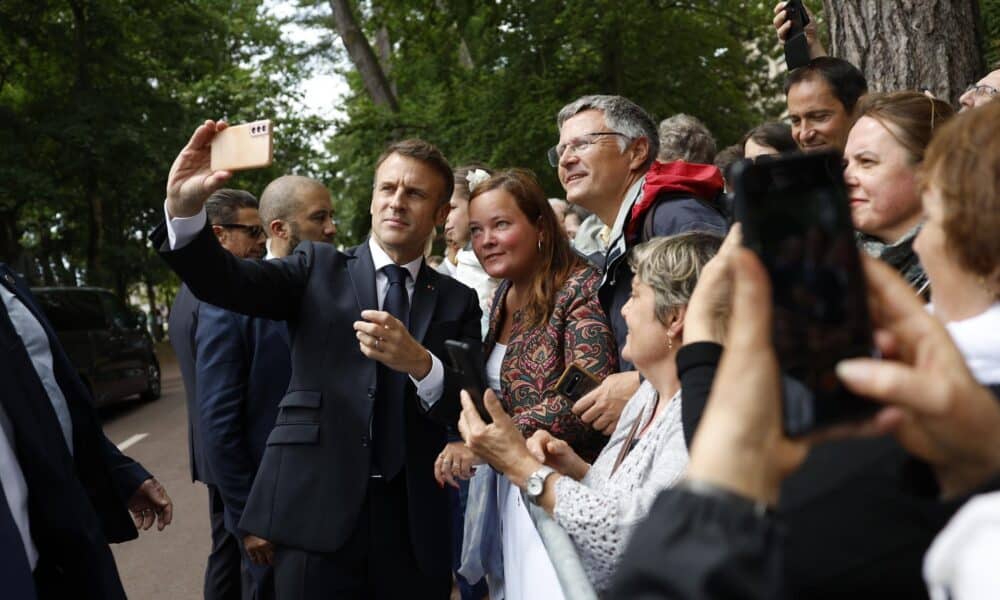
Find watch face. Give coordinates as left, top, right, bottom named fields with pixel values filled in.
left=527, top=476, right=543, bottom=497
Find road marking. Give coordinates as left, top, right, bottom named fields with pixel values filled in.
left=117, top=433, right=149, bottom=451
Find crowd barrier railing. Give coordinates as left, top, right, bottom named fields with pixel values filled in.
left=522, top=491, right=598, bottom=600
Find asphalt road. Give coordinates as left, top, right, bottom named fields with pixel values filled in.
left=103, top=343, right=209, bottom=599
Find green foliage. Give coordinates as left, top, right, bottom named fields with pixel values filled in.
left=316, top=0, right=785, bottom=245
left=983, top=0, right=1000, bottom=68
left=0, top=0, right=323, bottom=297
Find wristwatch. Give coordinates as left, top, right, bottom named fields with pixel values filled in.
left=525, top=466, right=556, bottom=505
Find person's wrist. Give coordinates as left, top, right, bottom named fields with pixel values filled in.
left=509, top=456, right=544, bottom=489
left=688, top=441, right=782, bottom=506
left=410, top=349, right=432, bottom=380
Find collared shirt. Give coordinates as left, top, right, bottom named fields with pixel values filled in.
left=164, top=203, right=445, bottom=408
left=600, top=177, right=645, bottom=286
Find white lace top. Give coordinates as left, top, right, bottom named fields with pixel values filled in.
left=552, top=381, right=688, bottom=592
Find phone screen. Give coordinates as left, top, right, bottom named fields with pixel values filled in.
left=734, top=153, right=877, bottom=436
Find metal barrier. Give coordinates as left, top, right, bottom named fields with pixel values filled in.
left=522, top=491, right=598, bottom=600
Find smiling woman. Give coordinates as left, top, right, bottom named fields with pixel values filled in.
left=450, top=168, right=617, bottom=599
left=843, top=91, right=955, bottom=294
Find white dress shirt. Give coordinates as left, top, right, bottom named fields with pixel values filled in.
left=164, top=203, right=445, bottom=408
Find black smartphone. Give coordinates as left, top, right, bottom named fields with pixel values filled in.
left=783, top=0, right=812, bottom=70
left=444, top=339, right=492, bottom=424
left=732, top=152, right=878, bottom=436
left=554, top=363, right=601, bottom=403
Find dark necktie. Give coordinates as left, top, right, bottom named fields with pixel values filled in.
left=374, top=264, right=410, bottom=480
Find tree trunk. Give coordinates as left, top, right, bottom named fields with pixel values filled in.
left=327, top=0, right=399, bottom=112
left=821, top=0, right=983, bottom=104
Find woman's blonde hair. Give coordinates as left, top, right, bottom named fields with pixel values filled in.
left=629, top=232, right=722, bottom=326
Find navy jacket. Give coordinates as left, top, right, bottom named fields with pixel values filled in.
left=195, top=302, right=291, bottom=535
left=0, top=264, right=151, bottom=599
left=168, top=283, right=212, bottom=484
left=153, top=223, right=481, bottom=578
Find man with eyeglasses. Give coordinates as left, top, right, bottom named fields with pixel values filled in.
left=552, top=95, right=727, bottom=437
left=959, top=68, right=1000, bottom=112
left=167, top=188, right=271, bottom=600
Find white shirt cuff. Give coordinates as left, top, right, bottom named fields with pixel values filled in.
left=164, top=200, right=207, bottom=250
left=412, top=352, right=445, bottom=410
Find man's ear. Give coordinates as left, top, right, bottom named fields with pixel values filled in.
left=269, top=219, right=288, bottom=240
left=211, top=224, right=226, bottom=244
left=629, top=137, right=651, bottom=171
left=435, top=200, right=450, bottom=226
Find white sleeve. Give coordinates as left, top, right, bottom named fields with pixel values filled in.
left=164, top=200, right=208, bottom=250
left=411, top=352, right=445, bottom=410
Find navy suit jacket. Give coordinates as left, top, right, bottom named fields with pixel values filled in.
left=168, top=283, right=212, bottom=484
left=153, top=223, right=482, bottom=578
left=195, top=302, right=291, bottom=535
left=0, top=264, right=151, bottom=599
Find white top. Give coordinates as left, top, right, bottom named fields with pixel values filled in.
left=552, top=382, right=688, bottom=592
left=924, top=490, right=1000, bottom=600
left=454, top=248, right=499, bottom=339
left=485, top=343, right=506, bottom=394
left=940, top=302, right=1000, bottom=385
left=163, top=202, right=445, bottom=408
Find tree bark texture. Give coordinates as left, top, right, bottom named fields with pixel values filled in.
left=821, top=0, right=983, bottom=104
left=328, top=0, right=399, bottom=112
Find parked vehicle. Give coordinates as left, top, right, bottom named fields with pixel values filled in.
left=31, top=287, right=161, bottom=407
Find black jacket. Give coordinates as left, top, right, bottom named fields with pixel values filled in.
left=153, top=223, right=481, bottom=578
left=0, top=264, right=151, bottom=599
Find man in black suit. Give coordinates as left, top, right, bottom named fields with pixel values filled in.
left=0, top=264, right=173, bottom=599
left=154, top=120, right=482, bottom=599
left=168, top=188, right=266, bottom=600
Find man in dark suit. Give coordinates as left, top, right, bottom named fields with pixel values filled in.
left=169, top=188, right=267, bottom=600
left=198, top=180, right=337, bottom=598
left=0, top=263, right=173, bottom=599
left=154, top=120, right=482, bottom=599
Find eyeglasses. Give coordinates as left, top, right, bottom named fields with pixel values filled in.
left=964, top=84, right=999, bottom=98
left=218, top=223, right=266, bottom=238
left=547, top=132, right=631, bottom=167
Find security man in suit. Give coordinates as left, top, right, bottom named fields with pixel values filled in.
left=169, top=187, right=264, bottom=600
left=154, top=120, right=482, bottom=598
left=0, top=263, right=172, bottom=599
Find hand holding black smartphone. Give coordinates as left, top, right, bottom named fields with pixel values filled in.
left=554, top=363, right=601, bottom=403
left=444, top=340, right=492, bottom=424
left=732, top=152, right=878, bottom=436
left=783, top=0, right=812, bottom=70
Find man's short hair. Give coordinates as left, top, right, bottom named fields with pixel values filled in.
left=784, top=57, right=869, bottom=114
left=657, top=113, right=717, bottom=164
left=205, top=189, right=258, bottom=225
left=375, top=139, right=454, bottom=205
left=556, top=95, right=660, bottom=171
left=259, top=176, right=327, bottom=227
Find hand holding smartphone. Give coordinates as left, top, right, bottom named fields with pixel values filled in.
left=732, top=152, right=878, bottom=436
left=554, top=363, right=601, bottom=403
left=783, top=0, right=812, bottom=70
left=210, top=120, right=274, bottom=172
left=445, top=340, right=492, bottom=424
